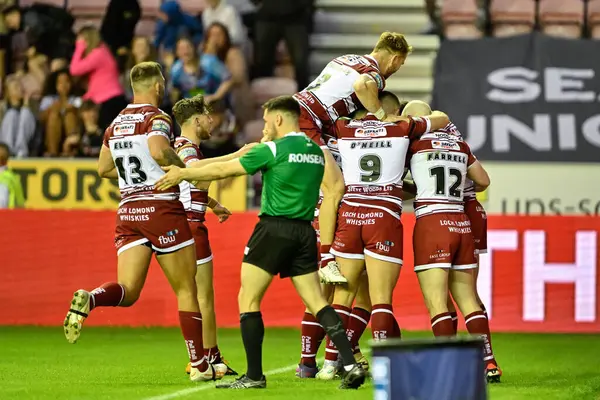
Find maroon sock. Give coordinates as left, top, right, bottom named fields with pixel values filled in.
left=178, top=311, right=208, bottom=372
left=300, top=312, right=325, bottom=366
left=89, top=283, right=125, bottom=310
left=465, top=311, right=497, bottom=365
left=450, top=311, right=458, bottom=335
left=324, top=305, right=351, bottom=362
left=371, top=304, right=399, bottom=341
left=392, top=317, right=402, bottom=338
left=431, top=312, right=455, bottom=337
left=205, top=346, right=222, bottom=364
left=347, top=307, right=371, bottom=354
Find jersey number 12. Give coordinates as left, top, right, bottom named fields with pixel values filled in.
left=429, top=166, right=462, bottom=198
left=115, top=156, right=147, bottom=184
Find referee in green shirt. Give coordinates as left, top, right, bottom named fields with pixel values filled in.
left=156, top=96, right=366, bottom=390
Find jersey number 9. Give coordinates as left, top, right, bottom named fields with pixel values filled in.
left=115, top=155, right=148, bottom=185
left=359, top=154, right=382, bottom=183
left=429, top=166, right=462, bottom=198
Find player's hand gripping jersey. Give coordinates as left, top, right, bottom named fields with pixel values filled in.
left=408, top=126, right=478, bottom=271
left=175, top=137, right=209, bottom=222
left=330, top=114, right=431, bottom=264
left=294, top=54, right=385, bottom=142
left=104, top=104, right=179, bottom=205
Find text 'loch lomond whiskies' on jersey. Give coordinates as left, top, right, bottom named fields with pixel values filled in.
left=288, top=154, right=325, bottom=165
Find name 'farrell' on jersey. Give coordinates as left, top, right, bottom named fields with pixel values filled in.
left=294, top=54, right=385, bottom=132
left=104, top=103, right=178, bottom=206
left=175, top=137, right=208, bottom=222
left=409, top=130, right=477, bottom=218
left=335, top=114, right=431, bottom=218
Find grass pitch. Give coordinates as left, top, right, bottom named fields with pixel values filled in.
left=0, top=327, right=599, bottom=400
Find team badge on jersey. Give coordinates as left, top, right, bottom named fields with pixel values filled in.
left=431, top=140, right=460, bottom=150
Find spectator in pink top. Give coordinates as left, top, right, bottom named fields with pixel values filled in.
left=70, top=25, right=127, bottom=130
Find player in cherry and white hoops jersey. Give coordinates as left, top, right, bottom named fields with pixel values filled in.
left=172, top=96, right=253, bottom=379
left=403, top=101, right=500, bottom=381
left=63, top=62, right=215, bottom=383
left=313, top=97, right=451, bottom=380
left=293, top=32, right=412, bottom=281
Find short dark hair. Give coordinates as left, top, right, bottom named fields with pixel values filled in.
left=130, top=61, right=163, bottom=91
left=0, top=142, right=10, bottom=161
left=80, top=99, right=98, bottom=112
left=42, top=69, right=72, bottom=97
left=172, top=95, right=210, bottom=126
left=262, top=95, right=301, bottom=118
left=1, top=5, right=20, bottom=16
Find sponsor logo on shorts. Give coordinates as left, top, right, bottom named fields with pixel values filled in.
left=158, top=229, right=179, bottom=245
left=375, top=241, right=394, bottom=253
left=430, top=249, right=451, bottom=260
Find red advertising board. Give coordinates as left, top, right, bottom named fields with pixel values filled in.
left=0, top=211, right=598, bottom=332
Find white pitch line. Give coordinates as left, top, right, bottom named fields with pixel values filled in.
left=142, top=362, right=304, bottom=400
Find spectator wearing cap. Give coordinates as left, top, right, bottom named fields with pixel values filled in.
left=0, top=75, right=36, bottom=157
left=154, top=1, right=203, bottom=54
left=0, top=142, right=25, bottom=209
left=70, top=25, right=127, bottom=131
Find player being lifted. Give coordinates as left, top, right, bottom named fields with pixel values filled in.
left=63, top=62, right=215, bottom=382
left=297, top=92, right=407, bottom=379
left=172, top=96, right=255, bottom=378
left=402, top=101, right=498, bottom=376
left=294, top=32, right=412, bottom=372
left=318, top=95, right=450, bottom=379
left=155, top=96, right=366, bottom=390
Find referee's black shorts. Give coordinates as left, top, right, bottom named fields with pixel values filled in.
left=243, top=215, right=318, bottom=278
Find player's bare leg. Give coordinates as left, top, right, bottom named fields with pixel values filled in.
left=472, top=257, right=502, bottom=382
left=348, top=273, right=371, bottom=370
left=157, top=245, right=215, bottom=382
left=319, top=256, right=364, bottom=380
left=365, top=255, right=402, bottom=341
left=217, top=262, right=273, bottom=389
left=446, top=294, right=458, bottom=334
left=417, top=268, right=455, bottom=336
left=191, top=260, right=237, bottom=378
left=297, top=281, right=334, bottom=378
left=291, top=271, right=366, bottom=390
left=449, top=269, right=500, bottom=382
left=64, top=244, right=151, bottom=344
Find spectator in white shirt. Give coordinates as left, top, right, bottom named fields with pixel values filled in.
left=202, top=0, right=246, bottom=46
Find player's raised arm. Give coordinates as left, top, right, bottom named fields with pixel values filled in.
left=354, top=32, right=412, bottom=120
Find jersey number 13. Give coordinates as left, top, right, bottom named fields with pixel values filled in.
left=115, top=156, right=148, bottom=184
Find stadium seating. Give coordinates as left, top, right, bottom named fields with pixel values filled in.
left=490, top=0, right=536, bottom=37
left=440, top=0, right=482, bottom=39
left=587, top=0, right=600, bottom=38
left=250, top=77, right=297, bottom=105
left=539, top=0, right=584, bottom=39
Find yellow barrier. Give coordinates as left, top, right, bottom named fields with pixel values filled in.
left=9, top=159, right=248, bottom=211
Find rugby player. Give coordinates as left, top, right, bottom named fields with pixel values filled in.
left=402, top=105, right=502, bottom=382
left=172, top=96, right=245, bottom=378
left=318, top=96, right=451, bottom=380
left=296, top=92, right=407, bottom=379
left=402, top=101, right=497, bottom=376
left=155, top=96, right=367, bottom=390
left=63, top=62, right=215, bottom=382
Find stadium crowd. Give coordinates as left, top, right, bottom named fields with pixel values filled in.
left=0, top=0, right=313, bottom=160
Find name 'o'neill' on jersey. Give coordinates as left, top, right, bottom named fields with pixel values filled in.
left=409, top=129, right=477, bottom=218
left=335, top=114, right=432, bottom=219
left=293, top=54, right=385, bottom=131
left=103, top=103, right=178, bottom=206
left=175, top=137, right=209, bottom=222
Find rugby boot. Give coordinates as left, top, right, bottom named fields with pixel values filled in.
left=319, top=261, right=347, bottom=285
left=339, top=364, right=367, bottom=389
left=216, top=374, right=267, bottom=389
left=296, top=363, right=318, bottom=378
left=63, top=289, right=91, bottom=344
left=189, top=364, right=216, bottom=382
left=486, top=362, right=502, bottom=383
left=315, top=360, right=339, bottom=380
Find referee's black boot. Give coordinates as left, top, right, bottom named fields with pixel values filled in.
left=215, top=374, right=267, bottom=389
left=339, top=364, right=366, bottom=389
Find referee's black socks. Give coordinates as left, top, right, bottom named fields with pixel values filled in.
left=240, top=311, right=265, bottom=381
left=316, top=305, right=356, bottom=367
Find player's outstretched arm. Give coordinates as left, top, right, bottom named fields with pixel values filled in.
left=97, top=144, right=118, bottom=178
left=353, top=74, right=385, bottom=119
left=148, top=135, right=185, bottom=168
left=187, top=143, right=259, bottom=169
left=467, top=160, right=491, bottom=191
left=155, top=159, right=247, bottom=191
